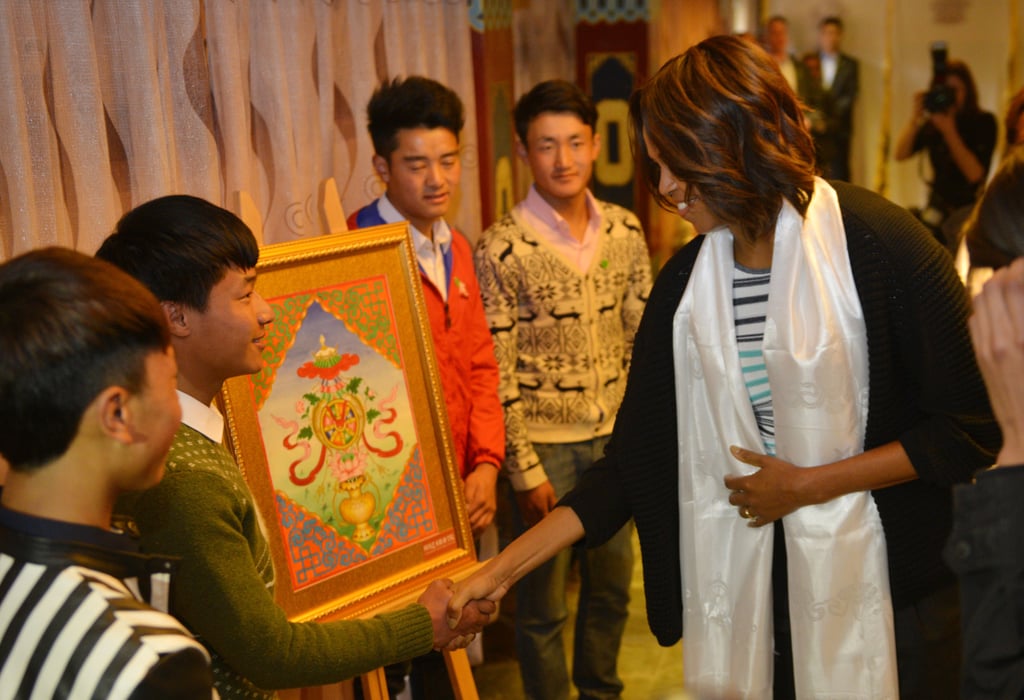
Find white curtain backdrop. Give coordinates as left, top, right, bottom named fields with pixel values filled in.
left=0, top=0, right=481, bottom=259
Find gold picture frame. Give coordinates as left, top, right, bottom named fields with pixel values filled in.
left=219, top=222, right=475, bottom=623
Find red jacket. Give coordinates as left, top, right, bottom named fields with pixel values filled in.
left=348, top=205, right=505, bottom=477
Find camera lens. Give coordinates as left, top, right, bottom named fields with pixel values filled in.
left=924, top=85, right=955, bottom=113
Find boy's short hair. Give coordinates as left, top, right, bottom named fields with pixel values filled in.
left=821, top=16, right=843, bottom=31
left=0, top=248, right=169, bottom=471
left=96, top=195, right=259, bottom=311
left=513, top=80, right=598, bottom=145
left=367, top=76, right=465, bottom=160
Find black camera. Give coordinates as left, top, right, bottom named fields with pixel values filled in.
left=924, top=41, right=956, bottom=113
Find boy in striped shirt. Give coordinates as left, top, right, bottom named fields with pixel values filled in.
left=0, top=248, right=215, bottom=699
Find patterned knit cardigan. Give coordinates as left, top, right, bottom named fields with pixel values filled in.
left=474, top=201, right=651, bottom=490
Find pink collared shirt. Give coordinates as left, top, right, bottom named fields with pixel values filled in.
left=514, top=185, right=602, bottom=274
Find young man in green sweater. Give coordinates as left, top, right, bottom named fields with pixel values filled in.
left=97, top=195, right=492, bottom=699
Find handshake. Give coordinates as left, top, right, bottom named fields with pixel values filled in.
left=417, top=561, right=513, bottom=651
left=419, top=506, right=576, bottom=650
left=417, top=578, right=497, bottom=651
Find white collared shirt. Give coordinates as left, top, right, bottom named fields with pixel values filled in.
left=176, top=390, right=224, bottom=443
left=780, top=55, right=798, bottom=92
left=821, top=52, right=838, bottom=89
left=377, top=194, right=452, bottom=300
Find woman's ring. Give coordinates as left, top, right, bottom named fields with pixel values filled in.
left=740, top=506, right=752, bottom=519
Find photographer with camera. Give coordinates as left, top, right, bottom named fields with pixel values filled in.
left=895, top=46, right=996, bottom=255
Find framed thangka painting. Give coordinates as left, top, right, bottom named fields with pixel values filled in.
left=219, top=222, right=476, bottom=623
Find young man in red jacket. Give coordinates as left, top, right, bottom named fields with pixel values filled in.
left=348, top=76, right=504, bottom=534
left=347, top=75, right=505, bottom=700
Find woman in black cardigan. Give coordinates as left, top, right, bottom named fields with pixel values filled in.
left=453, top=35, right=998, bottom=700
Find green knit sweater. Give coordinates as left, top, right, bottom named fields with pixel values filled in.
left=117, top=424, right=434, bottom=699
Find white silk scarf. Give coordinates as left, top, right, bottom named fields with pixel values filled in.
left=672, top=179, right=898, bottom=699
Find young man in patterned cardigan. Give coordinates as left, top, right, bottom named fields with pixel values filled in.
left=473, top=80, right=652, bottom=700
left=0, top=248, right=215, bottom=699
left=97, top=195, right=492, bottom=700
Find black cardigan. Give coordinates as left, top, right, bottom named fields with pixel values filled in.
left=561, top=181, right=1000, bottom=647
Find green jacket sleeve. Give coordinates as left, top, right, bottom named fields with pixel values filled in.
left=130, top=468, right=435, bottom=691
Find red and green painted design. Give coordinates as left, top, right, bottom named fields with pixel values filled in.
left=276, top=445, right=437, bottom=590
left=250, top=277, right=401, bottom=410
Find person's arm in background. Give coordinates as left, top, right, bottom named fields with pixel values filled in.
left=946, top=257, right=1024, bottom=699
left=459, top=247, right=506, bottom=536
left=894, top=91, right=927, bottom=161
left=929, top=109, right=991, bottom=186
left=474, top=232, right=557, bottom=525
left=833, top=56, right=858, bottom=126
left=969, top=257, right=1024, bottom=465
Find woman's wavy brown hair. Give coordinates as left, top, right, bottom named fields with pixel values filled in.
left=629, top=35, right=816, bottom=241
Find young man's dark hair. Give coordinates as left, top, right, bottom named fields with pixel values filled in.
left=366, top=76, right=465, bottom=158
left=97, top=194, right=259, bottom=311
left=513, top=79, right=598, bottom=144
left=821, top=15, right=843, bottom=31
left=0, top=247, right=169, bottom=470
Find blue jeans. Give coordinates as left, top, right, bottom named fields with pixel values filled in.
left=513, top=437, right=634, bottom=700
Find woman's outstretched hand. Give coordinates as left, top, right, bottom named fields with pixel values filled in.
left=446, top=563, right=513, bottom=631
left=418, top=578, right=496, bottom=651
left=447, top=506, right=587, bottom=628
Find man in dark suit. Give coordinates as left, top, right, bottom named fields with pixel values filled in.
left=804, top=16, right=859, bottom=181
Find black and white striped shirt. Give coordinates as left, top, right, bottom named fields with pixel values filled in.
left=0, top=508, right=215, bottom=699
left=733, top=263, right=775, bottom=455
